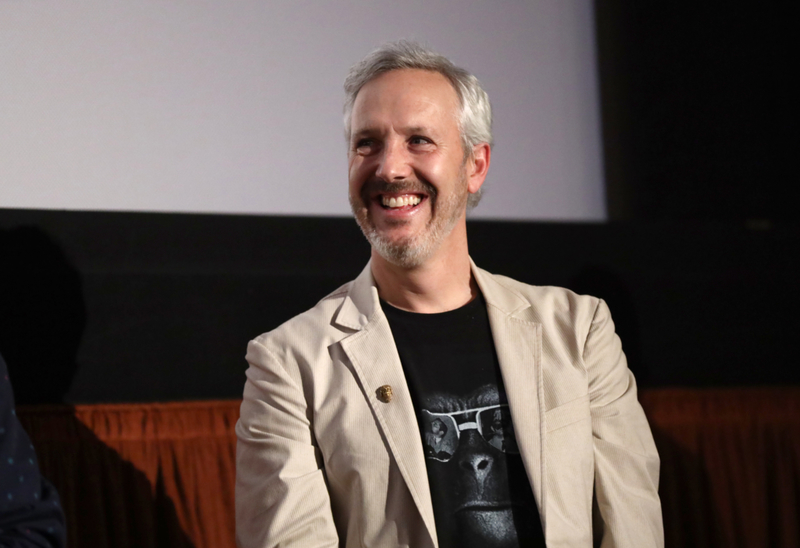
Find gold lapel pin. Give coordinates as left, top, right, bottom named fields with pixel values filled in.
left=376, top=385, right=393, bottom=403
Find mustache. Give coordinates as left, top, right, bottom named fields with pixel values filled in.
left=361, top=178, right=437, bottom=201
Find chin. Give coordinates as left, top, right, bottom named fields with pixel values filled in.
left=453, top=507, right=521, bottom=548
left=372, top=237, right=431, bottom=269
left=360, top=223, right=437, bottom=269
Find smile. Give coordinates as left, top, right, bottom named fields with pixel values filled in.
left=380, top=194, right=424, bottom=209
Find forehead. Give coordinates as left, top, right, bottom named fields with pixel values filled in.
left=350, top=68, right=460, bottom=133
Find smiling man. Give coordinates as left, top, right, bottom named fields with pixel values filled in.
left=236, top=41, right=663, bottom=548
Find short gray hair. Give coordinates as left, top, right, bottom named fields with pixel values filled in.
left=343, top=41, right=493, bottom=208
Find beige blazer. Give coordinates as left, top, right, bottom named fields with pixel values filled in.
left=236, top=261, right=663, bottom=548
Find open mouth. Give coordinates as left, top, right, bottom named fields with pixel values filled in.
left=378, top=193, right=426, bottom=211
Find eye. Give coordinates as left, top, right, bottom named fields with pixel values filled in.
left=354, top=138, right=377, bottom=154
left=409, top=135, right=432, bottom=146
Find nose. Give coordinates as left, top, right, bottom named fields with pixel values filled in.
left=457, top=432, right=495, bottom=486
left=375, top=139, right=412, bottom=182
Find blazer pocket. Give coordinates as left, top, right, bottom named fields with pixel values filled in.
left=545, top=394, right=590, bottom=433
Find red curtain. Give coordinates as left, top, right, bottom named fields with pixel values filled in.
left=641, top=388, right=800, bottom=548
left=17, top=389, right=800, bottom=547
left=19, top=401, right=239, bottom=548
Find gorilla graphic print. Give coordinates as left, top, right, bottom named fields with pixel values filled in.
left=420, top=385, right=541, bottom=548
left=381, top=296, right=545, bottom=548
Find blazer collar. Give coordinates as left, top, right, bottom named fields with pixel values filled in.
left=471, top=259, right=547, bottom=529
left=334, top=261, right=439, bottom=544
left=332, top=261, right=378, bottom=332
left=334, top=258, right=534, bottom=329
left=469, top=258, right=532, bottom=318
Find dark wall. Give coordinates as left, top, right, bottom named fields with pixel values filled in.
left=595, top=3, right=792, bottom=222
left=1, top=209, right=797, bottom=404
left=0, top=210, right=369, bottom=404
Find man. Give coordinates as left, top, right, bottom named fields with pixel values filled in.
left=424, top=418, right=451, bottom=460
left=236, top=41, right=663, bottom=547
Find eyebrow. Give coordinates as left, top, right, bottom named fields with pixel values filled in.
left=404, top=126, right=429, bottom=135
left=350, top=129, right=375, bottom=141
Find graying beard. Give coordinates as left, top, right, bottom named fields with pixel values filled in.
left=360, top=223, right=438, bottom=268
left=351, top=172, right=468, bottom=268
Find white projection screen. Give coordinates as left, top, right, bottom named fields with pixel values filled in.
left=0, top=0, right=605, bottom=221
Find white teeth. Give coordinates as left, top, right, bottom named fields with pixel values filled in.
left=382, top=195, right=422, bottom=208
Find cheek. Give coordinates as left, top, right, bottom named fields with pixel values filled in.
left=347, top=169, right=363, bottom=197
left=348, top=158, right=372, bottom=189
left=416, top=156, right=445, bottom=179
left=419, top=153, right=463, bottom=186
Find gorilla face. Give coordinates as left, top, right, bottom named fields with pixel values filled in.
left=422, top=385, right=541, bottom=548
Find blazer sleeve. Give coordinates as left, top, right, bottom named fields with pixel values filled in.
left=582, top=299, right=664, bottom=548
left=235, top=339, right=339, bottom=548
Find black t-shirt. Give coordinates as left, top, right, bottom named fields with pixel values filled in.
left=382, top=293, right=545, bottom=548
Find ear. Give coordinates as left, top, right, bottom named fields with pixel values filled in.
left=466, top=143, right=491, bottom=195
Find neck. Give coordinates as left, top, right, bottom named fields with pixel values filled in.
left=370, top=224, right=476, bottom=313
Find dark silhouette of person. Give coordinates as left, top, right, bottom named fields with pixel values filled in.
left=1, top=351, right=66, bottom=547
left=0, top=225, right=196, bottom=547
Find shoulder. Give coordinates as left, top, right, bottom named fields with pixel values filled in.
left=476, top=268, right=611, bottom=358
left=480, top=269, right=602, bottom=323
left=249, top=280, right=354, bottom=360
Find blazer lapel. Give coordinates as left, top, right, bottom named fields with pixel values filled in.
left=335, top=263, right=438, bottom=544
left=472, top=262, right=547, bottom=531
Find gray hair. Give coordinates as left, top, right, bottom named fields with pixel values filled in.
left=343, top=40, right=492, bottom=208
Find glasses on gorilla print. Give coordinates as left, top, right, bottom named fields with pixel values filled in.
left=421, top=404, right=520, bottom=462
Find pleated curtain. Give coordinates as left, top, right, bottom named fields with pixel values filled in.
left=17, top=389, right=800, bottom=548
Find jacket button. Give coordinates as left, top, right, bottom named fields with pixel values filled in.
left=376, top=385, right=393, bottom=403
